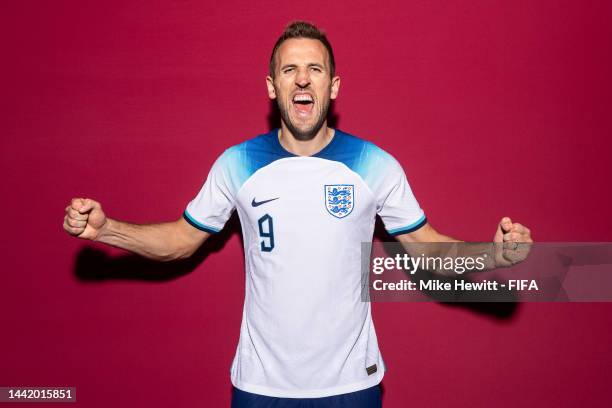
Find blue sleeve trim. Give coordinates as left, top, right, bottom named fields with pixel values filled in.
left=387, top=215, right=427, bottom=236
left=182, top=211, right=221, bottom=234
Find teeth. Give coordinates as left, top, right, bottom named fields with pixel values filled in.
left=293, top=94, right=313, bottom=102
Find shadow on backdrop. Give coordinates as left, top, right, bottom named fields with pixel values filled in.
left=373, top=218, right=519, bottom=321
left=74, top=213, right=242, bottom=282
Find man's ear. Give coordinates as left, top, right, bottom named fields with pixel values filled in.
left=330, top=76, right=340, bottom=100
left=266, top=76, right=276, bottom=99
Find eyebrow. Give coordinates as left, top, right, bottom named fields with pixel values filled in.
left=280, top=63, right=325, bottom=70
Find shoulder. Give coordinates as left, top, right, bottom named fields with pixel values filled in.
left=219, top=130, right=278, bottom=162
left=226, top=130, right=279, bottom=154
left=325, top=129, right=401, bottom=175
left=216, top=129, right=290, bottom=171
left=212, top=130, right=293, bottom=191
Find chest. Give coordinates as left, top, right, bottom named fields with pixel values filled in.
left=234, top=158, right=376, bottom=233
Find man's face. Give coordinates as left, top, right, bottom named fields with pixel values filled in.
left=267, top=38, right=340, bottom=140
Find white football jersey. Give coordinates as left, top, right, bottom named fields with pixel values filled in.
left=184, top=129, right=426, bottom=398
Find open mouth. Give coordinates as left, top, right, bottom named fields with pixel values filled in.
left=292, top=93, right=314, bottom=115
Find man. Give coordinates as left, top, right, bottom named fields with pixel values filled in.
left=63, top=22, right=532, bottom=407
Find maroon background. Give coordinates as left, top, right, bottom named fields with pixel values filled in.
left=2, top=1, right=612, bottom=407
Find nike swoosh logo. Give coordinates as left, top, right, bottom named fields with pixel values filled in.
left=251, top=197, right=280, bottom=207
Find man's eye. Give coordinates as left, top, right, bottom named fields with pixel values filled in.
left=311, top=67, right=322, bottom=72
left=283, top=68, right=294, bottom=73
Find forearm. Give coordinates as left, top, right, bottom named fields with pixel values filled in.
left=397, top=224, right=496, bottom=275
left=95, top=218, right=193, bottom=261
left=394, top=218, right=532, bottom=275
left=396, top=223, right=461, bottom=258
left=399, top=240, right=497, bottom=277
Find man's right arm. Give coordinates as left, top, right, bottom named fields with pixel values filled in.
left=63, top=198, right=210, bottom=261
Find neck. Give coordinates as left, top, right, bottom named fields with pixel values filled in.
left=278, top=122, right=334, bottom=156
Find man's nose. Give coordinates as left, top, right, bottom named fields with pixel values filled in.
left=295, top=68, right=310, bottom=88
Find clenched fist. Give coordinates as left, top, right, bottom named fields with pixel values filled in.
left=63, top=198, right=107, bottom=240
left=493, top=216, right=533, bottom=267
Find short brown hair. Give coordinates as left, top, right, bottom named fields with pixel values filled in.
left=269, top=21, right=336, bottom=78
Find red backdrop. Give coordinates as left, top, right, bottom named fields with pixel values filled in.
left=2, top=1, right=612, bottom=407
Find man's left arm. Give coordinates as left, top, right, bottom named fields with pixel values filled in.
left=394, top=217, right=533, bottom=271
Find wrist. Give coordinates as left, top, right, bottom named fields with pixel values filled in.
left=94, top=217, right=112, bottom=242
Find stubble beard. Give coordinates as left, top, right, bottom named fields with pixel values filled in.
left=276, top=87, right=331, bottom=141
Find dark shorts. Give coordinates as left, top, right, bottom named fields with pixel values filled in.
left=231, top=385, right=382, bottom=408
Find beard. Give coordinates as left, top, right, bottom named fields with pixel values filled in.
left=275, top=87, right=331, bottom=141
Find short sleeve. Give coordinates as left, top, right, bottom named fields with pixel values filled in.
left=183, top=150, right=237, bottom=233
left=377, top=157, right=427, bottom=236
left=358, top=145, right=426, bottom=236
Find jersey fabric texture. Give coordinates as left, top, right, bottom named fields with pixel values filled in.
left=184, top=128, right=426, bottom=398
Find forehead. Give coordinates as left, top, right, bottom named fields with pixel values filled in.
left=275, top=38, right=329, bottom=67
